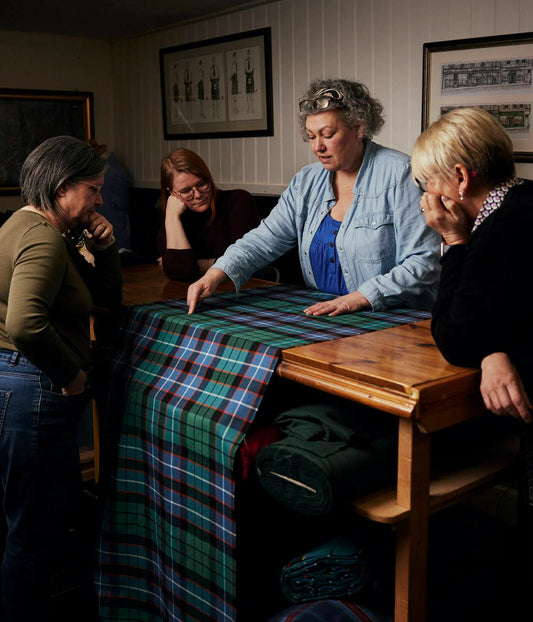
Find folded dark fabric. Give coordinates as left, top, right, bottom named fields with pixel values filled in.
left=279, top=536, right=368, bottom=604
left=268, top=599, right=385, bottom=622
left=255, top=404, right=396, bottom=515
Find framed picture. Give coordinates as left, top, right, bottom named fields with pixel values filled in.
left=0, top=89, right=94, bottom=194
left=159, top=27, right=273, bottom=140
left=422, top=32, right=533, bottom=162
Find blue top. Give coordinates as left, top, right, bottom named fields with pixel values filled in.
left=309, top=213, right=348, bottom=296
left=214, top=141, right=441, bottom=310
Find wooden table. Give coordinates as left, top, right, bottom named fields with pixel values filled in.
left=118, top=264, right=517, bottom=622
left=121, top=262, right=269, bottom=306
left=277, top=320, right=518, bottom=622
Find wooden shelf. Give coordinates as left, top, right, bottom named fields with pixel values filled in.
left=350, top=435, right=519, bottom=524
left=79, top=446, right=96, bottom=483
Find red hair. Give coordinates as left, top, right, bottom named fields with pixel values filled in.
left=160, top=148, right=218, bottom=224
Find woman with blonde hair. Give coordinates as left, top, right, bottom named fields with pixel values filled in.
left=157, top=148, right=259, bottom=281
left=411, top=106, right=532, bottom=422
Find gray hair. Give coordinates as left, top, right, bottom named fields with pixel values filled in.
left=20, top=135, right=106, bottom=212
left=298, top=78, right=384, bottom=141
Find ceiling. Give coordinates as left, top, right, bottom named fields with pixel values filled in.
left=0, top=0, right=273, bottom=42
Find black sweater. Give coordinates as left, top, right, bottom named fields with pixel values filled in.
left=431, top=180, right=533, bottom=392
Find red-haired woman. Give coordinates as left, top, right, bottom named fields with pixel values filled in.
left=157, top=148, right=259, bottom=281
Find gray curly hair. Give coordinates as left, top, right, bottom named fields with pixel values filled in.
left=298, top=78, right=384, bottom=141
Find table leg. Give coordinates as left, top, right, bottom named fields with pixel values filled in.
left=394, top=417, right=431, bottom=622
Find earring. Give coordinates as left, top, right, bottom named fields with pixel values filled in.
left=459, top=191, right=464, bottom=200
left=357, top=135, right=363, bottom=141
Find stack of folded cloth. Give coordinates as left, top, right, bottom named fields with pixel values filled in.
left=279, top=536, right=368, bottom=604
left=255, top=404, right=397, bottom=515
left=268, top=598, right=386, bottom=622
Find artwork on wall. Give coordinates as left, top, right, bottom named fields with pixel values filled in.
left=159, top=27, right=273, bottom=140
left=423, top=32, right=533, bottom=162
left=0, top=89, right=94, bottom=194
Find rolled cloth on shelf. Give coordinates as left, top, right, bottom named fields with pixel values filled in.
left=280, top=535, right=369, bottom=604
left=255, top=404, right=397, bottom=515
left=268, top=598, right=385, bottom=622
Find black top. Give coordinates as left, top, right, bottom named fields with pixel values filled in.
left=157, top=188, right=260, bottom=281
left=431, top=179, right=533, bottom=392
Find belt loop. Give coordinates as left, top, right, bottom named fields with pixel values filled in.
left=8, top=352, right=20, bottom=366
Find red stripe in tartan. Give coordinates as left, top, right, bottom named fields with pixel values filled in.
left=97, top=285, right=426, bottom=621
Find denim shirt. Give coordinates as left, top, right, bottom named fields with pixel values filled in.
left=214, top=141, right=441, bottom=310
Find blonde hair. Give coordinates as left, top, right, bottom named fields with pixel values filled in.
left=411, top=107, right=515, bottom=187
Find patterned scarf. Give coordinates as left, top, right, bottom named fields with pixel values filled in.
left=471, top=177, right=523, bottom=232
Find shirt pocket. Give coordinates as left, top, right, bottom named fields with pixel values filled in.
left=351, top=210, right=395, bottom=263
left=0, top=390, right=11, bottom=436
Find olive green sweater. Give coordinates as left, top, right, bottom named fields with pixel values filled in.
left=0, top=210, right=122, bottom=386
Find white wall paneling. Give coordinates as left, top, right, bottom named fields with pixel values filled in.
left=2, top=0, right=532, bottom=215
left=110, top=0, right=533, bottom=193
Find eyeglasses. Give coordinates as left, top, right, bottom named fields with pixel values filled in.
left=79, top=181, right=104, bottom=194
left=169, top=179, right=211, bottom=201
left=414, top=178, right=428, bottom=192
left=414, top=170, right=478, bottom=193
left=298, top=88, right=345, bottom=113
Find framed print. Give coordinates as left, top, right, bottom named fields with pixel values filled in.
left=159, top=27, right=273, bottom=140
left=0, top=89, right=94, bottom=194
left=422, top=32, right=533, bottom=162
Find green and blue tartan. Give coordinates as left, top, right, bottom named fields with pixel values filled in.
left=96, top=285, right=429, bottom=621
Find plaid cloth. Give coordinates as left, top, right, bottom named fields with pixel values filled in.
left=267, top=599, right=387, bottom=622
left=96, top=285, right=429, bottom=622
left=280, top=536, right=368, bottom=603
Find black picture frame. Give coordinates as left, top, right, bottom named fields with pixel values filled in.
left=422, top=32, right=533, bottom=162
left=0, top=88, right=94, bottom=194
left=159, top=27, right=273, bottom=140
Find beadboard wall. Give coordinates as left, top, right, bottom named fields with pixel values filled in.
left=111, top=0, right=533, bottom=193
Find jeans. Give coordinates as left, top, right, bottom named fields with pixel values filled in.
left=0, top=349, right=90, bottom=622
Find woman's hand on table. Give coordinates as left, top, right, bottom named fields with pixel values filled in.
left=480, top=352, right=532, bottom=423
left=197, top=258, right=216, bottom=274
left=303, top=291, right=370, bottom=317
left=420, top=193, right=470, bottom=245
left=187, top=268, right=227, bottom=314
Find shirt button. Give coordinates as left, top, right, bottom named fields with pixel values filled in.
left=330, top=258, right=334, bottom=263
left=329, top=242, right=334, bottom=248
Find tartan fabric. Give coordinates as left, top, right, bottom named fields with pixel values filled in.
left=96, top=285, right=429, bottom=622
left=267, top=599, right=387, bottom=622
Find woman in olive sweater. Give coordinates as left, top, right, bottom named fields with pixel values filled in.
left=0, top=136, right=121, bottom=622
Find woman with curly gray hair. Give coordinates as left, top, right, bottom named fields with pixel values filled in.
left=188, top=78, right=440, bottom=315
left=297, top=78, right=384, bottom=140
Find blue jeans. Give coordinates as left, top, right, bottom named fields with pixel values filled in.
left=0, top=350, right=90, bottom=621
